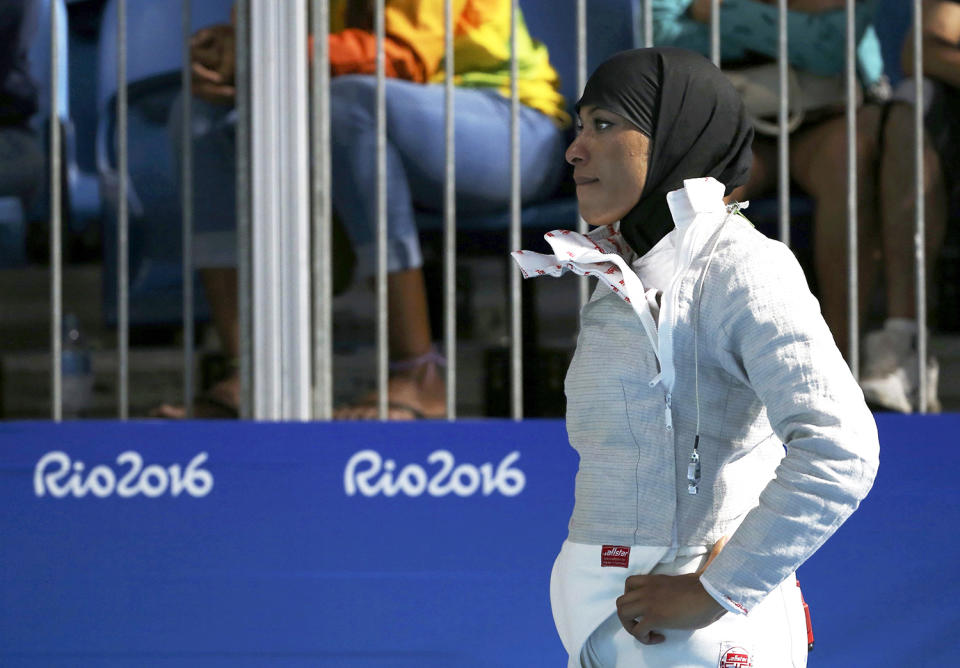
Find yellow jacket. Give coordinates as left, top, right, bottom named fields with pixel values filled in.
left=328, top=0, right=569, bottom=125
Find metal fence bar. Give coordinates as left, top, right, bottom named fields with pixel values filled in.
left=50, top=0, right=62, bottom=422
left=444, top=0, right=457, bottom=419
left=777, top=0, right=789, bottom=247
left=181, top=0, right=194, bottom=417
left=845, top=0, right=859, bottom=376
left=644, top=0, right=653, bottom=47
left=375, top=0, right=388, bottom=420
left=577, top=0, right=589, bottom=309
left=913, top=0, right=927, bottom=411
left=236, top=0, right=253, bottom=419
left=250, top=1, right=284, bottom=419
left=709, top=0, right=720, bottom=66
left=278, top=0, right=312, bottom=420
left=509, top=0, right=522, bottom=420
left=117, top=0, right=129, bottom=419
left=311, top=0, right=333, bottom=420
left=265, top=4, right=283, bottom=421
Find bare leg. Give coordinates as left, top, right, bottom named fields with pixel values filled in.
left=335, top=267, right=446, bottom=420
left=857, top=103, right=947, bottom=412
left=878, top=103, right=947, bottom=320
left=730, top=135, right=777, bottom=203
left=387, top=267, right=433, bottom=360
left=789, top=106, right=883, bottom=358
left=152, top=268, right=240, bottom=417
left=201, top=268, right=240, bottom=359
left=156, top=264, right=446, bottom=419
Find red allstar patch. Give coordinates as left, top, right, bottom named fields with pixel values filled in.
left=600, top=545, right=630, bottom=568
left=718, top=644, right=753, bottom=668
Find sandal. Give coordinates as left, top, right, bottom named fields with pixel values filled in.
left=149, top=382, right=239, bottom=420
left=334, top=348, right=447, bottom=420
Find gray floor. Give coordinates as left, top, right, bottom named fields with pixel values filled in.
left=2, top=261, right=958, bottom=419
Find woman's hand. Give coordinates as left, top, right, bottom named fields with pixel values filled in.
left=616, top=536, right=728, bottom=644
left=190, top=24, right=237, bottom=105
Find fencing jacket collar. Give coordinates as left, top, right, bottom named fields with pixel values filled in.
left=511, top=176, right=734, bottom=302
left=511, top=177, right=744, bottom=392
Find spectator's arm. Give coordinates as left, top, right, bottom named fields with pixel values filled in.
left=902, top=0, right=960, bottom=89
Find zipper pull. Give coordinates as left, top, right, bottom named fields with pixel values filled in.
left=687, top=449, right=701, bottom=495
left=664, top=393, right=673, bottom=431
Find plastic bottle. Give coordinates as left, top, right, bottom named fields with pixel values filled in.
left=61, top=313, right=94, bottom=418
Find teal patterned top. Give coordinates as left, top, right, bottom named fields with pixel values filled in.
left=651, top=0, right=886, bottom=87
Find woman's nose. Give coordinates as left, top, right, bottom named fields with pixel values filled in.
left=565, top=135, right=587, bottom=165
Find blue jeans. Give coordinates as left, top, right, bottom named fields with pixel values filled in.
left=170, top=76, right=567, bottom=274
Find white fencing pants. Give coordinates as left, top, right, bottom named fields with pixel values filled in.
left=550, top=541, right=808, bottom=667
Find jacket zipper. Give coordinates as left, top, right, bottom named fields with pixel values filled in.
left=659, top=212, right=713, bottom=401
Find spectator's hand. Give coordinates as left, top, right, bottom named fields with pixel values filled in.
left=688, top=0, right=719, bottom=24
left=616, top=536, right=728, bottom=644
left=191, top=24, right=236, bottom=105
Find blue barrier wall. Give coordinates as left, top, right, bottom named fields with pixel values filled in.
left=1, top=415, right=957, bottom=666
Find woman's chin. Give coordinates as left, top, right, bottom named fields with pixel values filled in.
left=579, top=210, right=618, bottom=227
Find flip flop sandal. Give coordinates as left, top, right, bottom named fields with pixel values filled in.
left=192, top=393, right=240, bottom=419
left=150, top=392, right=239, bottom=419
left=337, top=400, right=444, bottom=420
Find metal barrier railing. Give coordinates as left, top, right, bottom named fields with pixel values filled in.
left=42, top=0, right=932, bottom=421
left=180, top=0, right=195, bottom=418
left=309, top=0, right=333, bottom=420
left=374, top=0, right=389, bottom=421
left=236, top=0, right=253, bottom=420
left=509, top=0, right=523, bottom=419
left=778, top=0, right=790, bottom=249
left=443, top=0, right=457, bottom=419
left=847, top=0, right=860, bottom=375
left=49, top=0, right=63, bottom=422
left=913, top=0, right=928, bottom=410
left=116, top=0, right=129, bottom=420
left=577, top=0, right=589, bottom=310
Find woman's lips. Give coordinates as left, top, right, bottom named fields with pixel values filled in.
left=574, top=177, right=599, bottom=186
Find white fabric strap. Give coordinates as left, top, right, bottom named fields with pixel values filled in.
left=511, top=225, right=661, bottom=361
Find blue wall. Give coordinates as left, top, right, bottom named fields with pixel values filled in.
left=0, top=415, right=957, bottom=666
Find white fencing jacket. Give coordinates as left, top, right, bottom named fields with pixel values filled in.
left=513, top=177, right=879, bottom=617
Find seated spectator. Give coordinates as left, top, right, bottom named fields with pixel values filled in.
left=860, top=0, right=960, bottom=412
left=154, top=0, right=568, bottom=419
left=652, top=0, right=889, bottom=359
left=0, top=0, right=44, bottom=214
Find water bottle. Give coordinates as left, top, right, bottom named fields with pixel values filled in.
left=61, top=313, right=94, bottom=418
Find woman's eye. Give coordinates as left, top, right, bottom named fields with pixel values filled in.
left=595, top=119, right=612, bottom=131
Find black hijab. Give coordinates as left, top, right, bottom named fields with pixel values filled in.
left=576, top=47, right=754, bottom=256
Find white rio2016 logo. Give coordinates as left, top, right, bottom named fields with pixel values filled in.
left=344, top=449, right=526, bottom=498
left=34, top=451, right=214, bottom=499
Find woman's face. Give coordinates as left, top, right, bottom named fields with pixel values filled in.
left=565, top=105, right=650, bottom=226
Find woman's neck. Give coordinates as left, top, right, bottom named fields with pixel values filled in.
left=620, top=196, right=675, bottom=258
